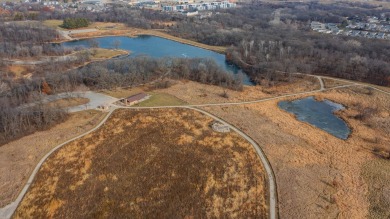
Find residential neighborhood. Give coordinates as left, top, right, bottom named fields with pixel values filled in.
left=311, top=15, right=390, bottom=40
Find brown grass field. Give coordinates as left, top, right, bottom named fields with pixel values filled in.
left=159, top=76, right=319, bottom=105
left=200, top=85, right=390, bottom=219
left=13, top=109, right=268, bottom=218
left=0, top=110, right=106, bottom=208
left=89, top=48, right=129, bottom=60
left=322, top=77, right=353, bottom=88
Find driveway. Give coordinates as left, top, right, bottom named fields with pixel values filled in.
left=58, top=91, right=118, bottom=112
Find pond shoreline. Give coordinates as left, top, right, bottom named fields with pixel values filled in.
left=53, top=29, right=226, bottom=54
left=278, top=96, right=351, bottom=140
left=61, top=35, right=254, bottom=85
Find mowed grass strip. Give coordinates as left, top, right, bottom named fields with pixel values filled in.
left=132, top=93, right=187, bottom=107
left=14, top=108, right=267, bottom=218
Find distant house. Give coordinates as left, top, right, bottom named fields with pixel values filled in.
left=121, top=93, right=150, bottom=106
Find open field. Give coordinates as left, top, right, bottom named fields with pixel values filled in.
left=132, top=93, right=187, bottom=107
left=100, top=88, right=187, bottom=106
left=89, top=48, right=129, bottom=60
left=6, top=66, right=30, bottom=78
left=322, top=77, right=353, bottom=88
left=99, top=87, right=146, bottom=99
left=200, top=85, right=390, bottom=218
left=46, top=97, right=89, bottom=108
left=361, top=158, right=390, bottom=219
left=158, top=76, right=319, bottom=105
left=0, top=110, right=106, bottom=208
left=43, top=20, right=127, bottom=31
left=14, top=108, right=268, bottom=218
left=42, top=20, right=64, bottom=29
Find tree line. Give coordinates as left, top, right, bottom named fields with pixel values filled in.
left=0, top=56, right=242, bottom=146
left=0, top=104, right=68, bottom=146
left=0, top=23, right=71, bottom=59
left=37, top=2, right=383, bottom=86
left=61, top=17, right=90, bottom=29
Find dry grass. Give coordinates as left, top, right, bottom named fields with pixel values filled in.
left=43, top=20, right=125, bottom=30
left=99, top=87, right=146, bottom=99
left=6, top=65, right=29, bottom=77
left=0, top=110, right=107, bottom=208
left=159, top=76, right=319, bottom=105
left=46, top=97, right=89, bottom=108
left=89, top=48, right=129, bottom=60
left=361, top=158, right=390, bottom=219
left=14, top=109, right=268, bottom=218
left=322, top=77, right=352, bottom=88
left=42, top=20, right=63, bottom=29
left=132, top=93, right=187, bottom=107
left=199, top=85, right=390, bottom=219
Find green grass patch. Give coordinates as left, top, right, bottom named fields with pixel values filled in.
left=133, top=93, right=187, bottom=107
left=43, top=19, right=64, bottom=29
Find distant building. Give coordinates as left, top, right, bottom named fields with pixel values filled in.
left=121, top=93, right=150, bottom=106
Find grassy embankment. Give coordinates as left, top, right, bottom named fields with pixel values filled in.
left=43, top=19, right=226, bottom=53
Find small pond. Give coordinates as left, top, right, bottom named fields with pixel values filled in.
left=61, top=35, right=253, bottom=85
left=278, top=96, right=351, bottom=139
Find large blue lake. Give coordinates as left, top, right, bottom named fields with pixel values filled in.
left=62, top=35, right=253, bottom=85
left=278, top=96, right=351, bottom=139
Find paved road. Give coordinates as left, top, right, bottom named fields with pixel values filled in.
left=61, top=91, right=118, bottom=112
left=17, top=91, right=118, bottom=113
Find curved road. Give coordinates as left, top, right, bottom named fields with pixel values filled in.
left=1, top=75, right=389, bottom=219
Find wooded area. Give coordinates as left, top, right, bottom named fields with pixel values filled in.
left=0, top=23, right=70, bottom=58
left=61, top=18, right=90, bottom=29
left=19, top=2, right=388, bottom=86
left=1, top=1, right=390, bottom=145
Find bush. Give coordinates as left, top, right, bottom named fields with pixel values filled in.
left=61, top=18, right=90, bottom=29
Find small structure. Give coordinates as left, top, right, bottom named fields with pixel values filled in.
left=212, top=122, right=230, bottom=133
left=121, top=93, right=150, bottom=106
left=96, top=104, right=110, bottom=111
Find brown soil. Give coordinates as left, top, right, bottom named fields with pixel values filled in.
left=14, top=109, right=268, bottom=218
left=199, top=85, right=390, bottom=219
left=46, top=97, right=89, bottom=108
left=0, top=110, right=106, bottom=207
